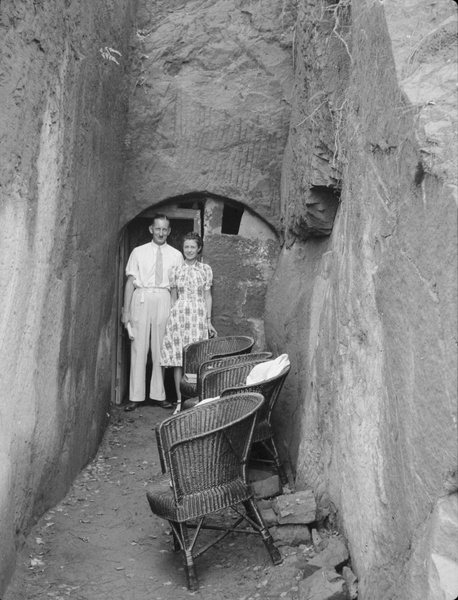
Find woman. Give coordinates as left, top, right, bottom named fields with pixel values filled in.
left=160, top=232, right=217, bottom=413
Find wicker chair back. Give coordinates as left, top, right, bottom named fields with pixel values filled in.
left=200, top=359, right=266, bottom=400
left=200, top=363, right=291, bottom=485
left=182, top=335, right=254, bottom=375
left=197, top=352, right=272, bottom=399
left=155, top=393, right=264, bottom=511
left=221, top=365, right=291, bottom=443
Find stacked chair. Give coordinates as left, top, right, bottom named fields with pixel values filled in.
left=196, top=351, right=272, bottom=399
left=146, top=393, right=282, bottom=590
left=179, top=335, right=255, bottom=400
left=199, top=358, right=291, bottom=485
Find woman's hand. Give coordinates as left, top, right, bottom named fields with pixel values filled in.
left=208, top=322, right=218, bottom=338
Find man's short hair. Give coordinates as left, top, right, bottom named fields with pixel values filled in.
left=151, top=213, right=170, bottom=226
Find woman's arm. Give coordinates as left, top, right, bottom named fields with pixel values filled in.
left=205, top=289, right=217, bottom=337
left=170, top=287, right=178, bottom=308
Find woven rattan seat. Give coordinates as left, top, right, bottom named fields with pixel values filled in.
left=180, top=335, right=255, bottom=399
left=146, top=393, right=282, bottom=590
left=200, top=362, right=291, bottom=485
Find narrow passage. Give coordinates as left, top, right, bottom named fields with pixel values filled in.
left=5, top=404, right=307, bottom=600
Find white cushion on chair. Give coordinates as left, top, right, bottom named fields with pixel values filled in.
left=246, top=354, right=290, bottom=386
left=199, top=395, right=221, bottom=405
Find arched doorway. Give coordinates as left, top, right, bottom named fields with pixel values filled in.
left=112, top=202, right=202, bottom=405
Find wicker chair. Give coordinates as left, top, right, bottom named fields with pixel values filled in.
left=180, top=335, right=255, bottom=399
left=146, top=393, right=282, bottom=590
left=201, top=363, right=291, bottom=485
left=196, top=351, right=272, bottom=399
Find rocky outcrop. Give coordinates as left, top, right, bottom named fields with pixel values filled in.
left=266, top=1, right=457, bottom=599
left=0, top=0, right=134, bottom=593
left=281, top=0, right=349, bottom=240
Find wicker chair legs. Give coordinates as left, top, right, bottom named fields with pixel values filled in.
left=184, top=547, right=198, bottom=592
left=169, top=521, right=199, bottom=591
left=170, top=521, right=181, bottom=552
left=260, top=439, right=289, bottom=487
left=168, top=502, right=282, bottom=591
left=242, top=499, right=283, bottom=565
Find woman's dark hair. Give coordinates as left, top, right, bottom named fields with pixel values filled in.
left=182, top=231, right=203, bottom=252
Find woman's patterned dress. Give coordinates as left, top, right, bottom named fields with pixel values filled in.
left=160, top=262, right=213, bottom=367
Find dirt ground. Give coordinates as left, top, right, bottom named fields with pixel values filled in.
left=4, top=402, right=308, bottom=600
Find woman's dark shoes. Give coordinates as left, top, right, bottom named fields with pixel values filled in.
left=124, top=401, right=138, bottom=412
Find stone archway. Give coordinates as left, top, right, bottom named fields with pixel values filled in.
left=113, top=193, right=280, bottom=405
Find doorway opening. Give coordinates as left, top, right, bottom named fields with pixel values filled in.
left=112, top=202, right=202, bottom=405
left=221, top=203, right=244, bottom=234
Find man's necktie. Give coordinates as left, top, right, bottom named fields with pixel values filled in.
left=155, top=245, right=163, bottom=286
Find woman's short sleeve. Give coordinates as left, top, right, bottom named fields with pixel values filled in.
left=203, top=264, right=213, bottom=290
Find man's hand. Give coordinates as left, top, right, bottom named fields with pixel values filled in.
left=121, top=308, right=131, bottom=327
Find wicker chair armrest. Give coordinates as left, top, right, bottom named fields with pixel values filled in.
left=183, top=336, right=255, bottom=373
left=211, top=341, right=254, bottom=359
left=220, top=365, right=291, bottom=419
left=198, top=352, right=272, bottom=380
left=221, top=384, right=251, bottom=396
left=156, top=393, right=266, bottom=471
left=155, top=426, right=168, bottom=474
left=160, top=394, right=264, bottom=500
left=201, top=362, right=257, bottom=399
left=197, top=353, right=272, bottom=399
left=168, top=406, right=254, bottom=449
left=220, top=365, right=290, bottom=395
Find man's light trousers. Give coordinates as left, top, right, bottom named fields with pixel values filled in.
left=129, top=287, right=170, bottom=402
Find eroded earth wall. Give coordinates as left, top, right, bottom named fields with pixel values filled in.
left=266, top=0, right=457, bottom=598
left=0, top=0, right=134, bottom=592
left=123, top=0, right=296, bottom=226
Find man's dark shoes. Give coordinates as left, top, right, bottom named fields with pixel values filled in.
left=150, top=399, right=174, bottom=409
left=124, top=401, right=138, bottom=412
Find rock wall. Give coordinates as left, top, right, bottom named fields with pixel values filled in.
left=202, top=198, right=279, bottom=346
left=266, top=0, right=457, bottom=598
left=123, top=0, right=296, bottom=227
left=0, top=0, right=134, bottom=593
left=1, top=0, right=456, bottom=598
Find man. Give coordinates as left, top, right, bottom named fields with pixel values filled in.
left=121, top=214, right=184, bottom=411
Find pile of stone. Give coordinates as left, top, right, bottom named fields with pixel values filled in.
left=249, top=467, right=358, bottom=599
